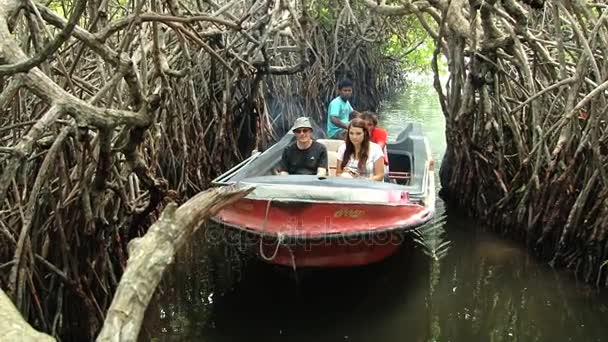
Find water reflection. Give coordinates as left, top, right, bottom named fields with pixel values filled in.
left=438, top=217, right=608, bottom=342
left=141, top=76, right=608, bottom=342
left=380, top=72, right=447, bottom=165
left=142, top=217, right=608, bottom=342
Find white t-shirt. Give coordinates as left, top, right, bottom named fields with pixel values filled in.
left=337, top=142, right=384, bottom=177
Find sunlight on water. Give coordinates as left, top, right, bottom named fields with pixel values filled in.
left=378, top=73, right=452, bottom=273
left=380, top=72, right=447, bottom=164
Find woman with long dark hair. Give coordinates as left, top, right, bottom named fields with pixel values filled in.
left=336, top=118, right=385, bottom=181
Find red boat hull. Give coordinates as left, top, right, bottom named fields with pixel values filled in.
left=257, top=233, right=403, bottom=267
left=212, top=197, right=431, bottom=267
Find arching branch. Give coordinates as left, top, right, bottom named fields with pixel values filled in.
left=0, top=0, right=86, bottom=76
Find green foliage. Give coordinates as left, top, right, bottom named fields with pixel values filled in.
left=379, top=14, right=446, bottom=74
left=312, top=5, right=333, bottom=28
left=308, top=0, right=438, bottom=74
left=47, top=0, right=66, bottom=17
left=382, top=33, right=436, bottom=72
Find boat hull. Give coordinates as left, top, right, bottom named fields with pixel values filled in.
left=212, top=197, right=432, bottom=267
left=256, top=232, right=404, bottom=267
left=209, top=121, right=436, bottom=268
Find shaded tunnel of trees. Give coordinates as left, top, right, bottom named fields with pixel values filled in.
left=0, top=0, right=607, bottom=340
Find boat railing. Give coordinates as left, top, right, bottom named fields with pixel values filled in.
left=211, top=151, right=261, bottom=186
left=387, top=171, right=411, bottom=182
left=325, top=168, right=411, bottom=182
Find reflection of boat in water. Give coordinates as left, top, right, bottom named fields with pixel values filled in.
left=211, top=123, right=435, bottom=267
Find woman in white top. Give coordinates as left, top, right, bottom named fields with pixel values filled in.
left=336, top=118, right=385, bottom=181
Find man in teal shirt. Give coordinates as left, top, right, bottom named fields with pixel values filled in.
left=327, top=79, right=354, bottom=139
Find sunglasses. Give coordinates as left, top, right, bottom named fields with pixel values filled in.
left=294, top=128, right=311, bottom=134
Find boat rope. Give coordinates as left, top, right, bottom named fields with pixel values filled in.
left=259, top=233, right=285, bottom=261
left=258, top=198, right=284, bottom=261
left=287, top=245, right=297, bottom=273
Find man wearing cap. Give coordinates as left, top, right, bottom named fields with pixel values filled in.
left=279, top=117, right=328, bottom=176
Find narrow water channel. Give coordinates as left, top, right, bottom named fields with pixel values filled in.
left=142, top=74, right=608, bottom=342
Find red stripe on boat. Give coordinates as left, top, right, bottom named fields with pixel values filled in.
left=214, top=198, right=430, bottom=237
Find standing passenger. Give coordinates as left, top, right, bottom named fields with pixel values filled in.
left=327, top=79, right=355, bottom=139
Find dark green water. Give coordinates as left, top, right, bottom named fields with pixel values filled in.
left=142, top=75, right=608, bottom=342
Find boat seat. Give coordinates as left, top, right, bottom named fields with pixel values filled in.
left=318, top=139, right=343, bottom=176
left=319, top=139, right=393, bottom=181
left=327, top=151, right=339, bottom=176
left=317, top=139, right=343, bottom=153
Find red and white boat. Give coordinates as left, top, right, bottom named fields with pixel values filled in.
left=211, top=123, right=435, bottom=267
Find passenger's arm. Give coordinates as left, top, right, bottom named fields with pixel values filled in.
left=331, top=116, right=348, bottom=129
left=335, top=159, right=344, bottom=176
left=369, top=158, right=385, bottom=181
left=375, top=129, right=388, bottom=149
left=329, top=101, right=348, bottom=129
left=317, top=147, right=328, bottom=176
left=335, top=145, right=345, bottom=176
left=278, top=148, right=289, bottom=176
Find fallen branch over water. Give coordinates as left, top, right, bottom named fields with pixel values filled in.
left=0, top=185, right=252, bottom=341
left=96, top=185, right=253, bottom=342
